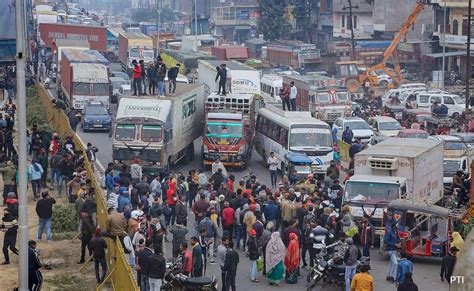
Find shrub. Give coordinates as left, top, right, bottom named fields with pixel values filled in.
left=52, top=203, right=77, bottom=233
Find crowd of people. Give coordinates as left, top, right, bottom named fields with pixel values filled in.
left=131, top=57, right=181, bottom=97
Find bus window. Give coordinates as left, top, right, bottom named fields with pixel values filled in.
left=271, top=87, right=274, bottom=97
left=272, top=123, right=281, bottom=141
left=280, top=127, right=288, bottom=147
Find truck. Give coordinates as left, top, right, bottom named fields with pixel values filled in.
left=308, top=87, right=352, bottom=124
left=39, top=23, right=107, bottom=51
left=118, top=31, right=154, bottom=72
left=344, top=138, right=444, bottom=235
left=59, top=49, right=110, bottom=110
left=202, top=93, right=255, bottom=169
left=198, top=60, right=261, bottom=96
left=112, top=84, right=204, bottom=176
left=282, top=74, right=345, bottom=112
left=443, top=149, right=474, bottom=186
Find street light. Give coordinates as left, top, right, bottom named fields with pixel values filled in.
left=342, top=0, right=359, bottom=59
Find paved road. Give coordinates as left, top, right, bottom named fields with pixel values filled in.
left=44, top=77, right=448, bottom=290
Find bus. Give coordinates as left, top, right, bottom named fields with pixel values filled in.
left=254, top=105, right=334, bottom=179
left=260, top=74, right=283, bottom=103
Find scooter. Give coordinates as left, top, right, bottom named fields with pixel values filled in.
left=161, top=259, right=218, bottom=291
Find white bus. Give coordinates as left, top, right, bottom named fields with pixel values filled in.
left=255, top=105, right=334, bottom=178
left=260, top=74, right=283, bottom=103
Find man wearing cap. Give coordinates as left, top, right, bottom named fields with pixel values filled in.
left=247, top=228, right=259, bottom=282
left=441, top=246, right=458, bottom=283
left=130, top=159, right=143, bottom=184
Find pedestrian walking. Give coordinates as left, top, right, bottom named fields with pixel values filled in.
left=396, top=252, right=414, bottom=286
left=35, top=191, right=56, bottom=242
left=350, top=264, right=374, bottom=291
left=384, top=222, right=401, bottom=283
left=289, top=81, right=297, bottom=111
left=90, top=229, right=108, bottom=284
left=28, top=240, right=43, bottom=291
left=78, top=211, right=95, bottom=264
left=1, top=207, right=18, bottom=264
left=440, top=247, right=458, bottom=283
left=143, top=248, right=166, bottom=291
left=28, top=159, right=44, bottom=200
left=190, top=236, right=203, bottom=277
left=168, top=63, right=180, bottom=95
left=223, top=241, right=239, bottom=291
left=247, top=228, right=259, bottom=282
left=218, top=236, right=230, bottom=290
left=285, top=232, right=300, bottom=284
left=344, top=238, right=361, bottom=291
left=132, top=60, right=142, bottom=96
left=267, top=152, right=278, bottom=188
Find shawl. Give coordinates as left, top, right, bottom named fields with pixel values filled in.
left=284, top=233, right=300, bottom=273
left=265, top=232, right=286, bottom=271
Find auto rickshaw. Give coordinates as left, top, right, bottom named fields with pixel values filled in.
left=284, top=152, right=318, bottom=179
left=382, top=103, right=405, bottom=121
left=422, top=115, right=457, bottom=135
left=383, top=199, right=466, bottom=257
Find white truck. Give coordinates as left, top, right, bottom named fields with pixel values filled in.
left=112, top=84, right=204, bottom=176
left=443, top=148, right=474, bottom=186
left=198, top=60, right=261, bottom=96
left=344, top=138, right=444, bottom=232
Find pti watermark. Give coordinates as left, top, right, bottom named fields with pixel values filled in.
left=450, top=276, right=465, bottom=284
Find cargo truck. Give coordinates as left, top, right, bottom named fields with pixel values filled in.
left=39, top=23, right=107, bottom=51
left=112, top=84, right=204, bottom=176
left=202, top=93, right=255, bottom=169
left=118, top=31, right=154, bottom=73
left=59, top=49, right=110, bottom=110
left=344, top=138, right=444, bottom=235
left=198, top=60, right=261, bottom=96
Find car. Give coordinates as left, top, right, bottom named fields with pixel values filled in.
left=110, top=77, right=129, bottom=103
left=428, top=135, right=469, bottom=151
left=416, top=92, right=465, bottom=119
left=398, top=82, right=428, bottom=90
left=111, top=71, right=131, bottom=82
left=396, top=129, right=429, bottom=139
left=367, top=116, right=402, bottom=137
left=450, top=132, right=474, bottom=148
left=81, top=101, right=112, bottom=132
left=332, top=117, right=375, bottom=144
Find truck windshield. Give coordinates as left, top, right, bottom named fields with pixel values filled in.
left=206, top=122, right=242, bottom=138
left=129, top=48, right=140, bottom=58
left=444, top=160, right=461, bottom=177
left=74, top=83, right=90, bottom=94
left=144, top=50, right=154, bottom=58
left=115, top=124, right=135, bottom=141
left=336, top=92, right=349, bottom=102
left=345, top=181, right=399, bottom=203
left=289, top=127, right=332, bottom=148
left=316, top=93, right=331, bottom=103
left=142, top=125, right=162, bottom=142
left=93, top=83, right=109, bottom=95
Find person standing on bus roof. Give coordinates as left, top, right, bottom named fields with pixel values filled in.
left=289, top=82, right=297, bottom=111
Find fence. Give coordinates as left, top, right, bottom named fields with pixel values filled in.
left=37, top=85, right=138, bottom=290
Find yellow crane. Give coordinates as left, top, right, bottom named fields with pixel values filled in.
left=360, top=0, right=433, bottom=88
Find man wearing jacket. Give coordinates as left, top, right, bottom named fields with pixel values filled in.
left=360, top=215, right=374, bottom=258
left=190, top=236, right=203, bottom=277
left=0, top=160, right=17, bottom=204
left=132, top=60, right=142, bottom=96
left=156, top=59, right=167, bottom=96
left=167, top=64, right=180, bottom=95
left=247, top=228, right=259, bottom=282
left=215, top=64, right=228, bottom=95
left=175, top=195, right=187, bottom=226
left=396, top=252, right=414, bottom=286
left=440, top=247, right=458, bottom=283
left=1, top=207, right=18, bottom=264
left=143, top=248, right=166, bottom=291
left=35, top=191, right=56, bottom=242
left=169, top=224, right=188, bottom=258
left=221, top=201, right=235, bottom=240
left=136, top=239, right=154, bottom=290
left=224, top=240, right=239, bottom=291
left=384, top=222, right=401, bottom=283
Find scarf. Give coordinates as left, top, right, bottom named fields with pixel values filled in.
left=284, top=233, right=300, bottom=273
left=265, top=232, right=286, bottom=271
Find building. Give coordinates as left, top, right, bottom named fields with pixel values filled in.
left=311, top=0, right=335, bottom=51
left=332, top=0, right=374, bottom=40
left=211, top=0, right=260, bottom=43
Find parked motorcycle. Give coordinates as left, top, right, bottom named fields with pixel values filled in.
left=161, top=259, right=218, bottom=291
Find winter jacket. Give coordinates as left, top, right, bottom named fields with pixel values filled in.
left=175, top=201, right=187, bottom=224
left=221, top=207, right=235, bottom=226
left=223, top=249, right=239, bottom=273
left=384, top=228, right=400, bottom=251
left=28, top=163, right=44, bottom=181
left=397, top=278, right=418, bottom=291
left=35, top=197, right=56, bottom=219
left=264, top=201, right=278, bottom=221
left=130, top=163, right=142, bottom=180
left=167, top=66, right=179, bottom=80
left=247, top=236, right=259, bottom=261
left=199, top=217, right=218, bottom=238
left=0, top=162, right=16, bottom=185
left=396, top=259, right=414, bottom=285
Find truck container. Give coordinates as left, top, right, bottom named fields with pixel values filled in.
left=52, top=39, right=90, bottom=74
left=39, top=23, right=107, bottom=51
left=344, top=138, right=444, bottom=231
left=60, top=49, right=110, bottom=110
left=112, top=84, right=204, bottom=176
left=283, top=74, right=345, bottom=111
left=118, top=31, right=154, bottom=72
left=198, top=60, right=261, bottom=96
left=211, top=45, right=249, bottom=61
left=202, top=93, right=255, bottom=169
left=266, top=42, right=321, bottom=69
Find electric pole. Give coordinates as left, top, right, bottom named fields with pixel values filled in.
left=466, top=0, right=472, bottom=109
left=16, top=0, right=29, bottom=289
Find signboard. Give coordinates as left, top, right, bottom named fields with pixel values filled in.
left=298, top=50, right=321, bottom=64
left=440, top=34, right=474, bottom=45
left=231, top=70, right=261, bottom=95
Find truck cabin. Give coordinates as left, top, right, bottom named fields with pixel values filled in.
left=129, top=46, right=154, bottom=60
left=205, top=113, right=244, bottom=143
left=308, top=88, right=351, bottom=122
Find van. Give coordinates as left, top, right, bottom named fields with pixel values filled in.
left=382, top=88, right=428, bottom=104
left=398, top=83, right=428, bottom=90
left=416, top=92, right=465, bottom=118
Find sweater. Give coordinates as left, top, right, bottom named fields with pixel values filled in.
left=35, top=197, right=56, bottom=219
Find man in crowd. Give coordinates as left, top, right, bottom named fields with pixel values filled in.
left=289, top=81, right=297, bottom=111
left=35, top=191, right=56, bottom=242
left=132, top=60, right=142, bottom=96
left=167, top=63, right=180, bottom=95
left=90, top=229, right=108, bottom=284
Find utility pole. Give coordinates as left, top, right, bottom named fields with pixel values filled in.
left=194, top=0, right=198, bottom=52
left=343, top=0, right=358, bottom=59
left=156, top=0, right=161, bottom=53
left=466, top=0, right=472, bottom=110
left=441, top=0, right=447, bottom=90
left=16, top=0, right=29, bottom=290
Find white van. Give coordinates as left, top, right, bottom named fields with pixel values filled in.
left=260, top=74, right=283, bottom=103
left=416, top=92, right=465, bottom=118
left=382, top=88, right=427, bottom=104
left=398, top=83, right=428, bottom=90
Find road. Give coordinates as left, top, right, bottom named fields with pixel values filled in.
left=45, top=74, right=448, bottom=290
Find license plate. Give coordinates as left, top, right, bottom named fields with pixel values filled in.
left=93, top=124, right=102, bottom=128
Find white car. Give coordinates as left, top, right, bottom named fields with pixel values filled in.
left=367, top=116, right=402, bottom=137
left=333, top=117, right=375, bottom=144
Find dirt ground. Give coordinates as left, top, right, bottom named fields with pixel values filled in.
left=0, top=186, right=100, bottom=290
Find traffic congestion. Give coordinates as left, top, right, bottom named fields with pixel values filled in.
left=1, top=0, right=473, bottom=290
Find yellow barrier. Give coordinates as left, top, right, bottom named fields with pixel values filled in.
left=37, top=85, right=138, bottom=291
left=337, top=140, right=351, bottom=163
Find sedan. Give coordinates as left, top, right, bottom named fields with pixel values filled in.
left=81, top=102, right=112, bottom=132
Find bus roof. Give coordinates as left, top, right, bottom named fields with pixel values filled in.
left=258, top=105, right=329, bottom=129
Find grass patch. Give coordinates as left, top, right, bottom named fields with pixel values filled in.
left=44, top=273, right=90, bottom=290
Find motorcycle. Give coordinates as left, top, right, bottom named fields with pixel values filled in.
left=161, top=258, right=218, bottom=291
left=307, top=241, right=370, bottom=290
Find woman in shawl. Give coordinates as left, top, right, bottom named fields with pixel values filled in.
left=451, top=232, right=464, bottom=257
left=284, top=232, right=300, bottom=284
left=265, top=232, right=286, bottom=286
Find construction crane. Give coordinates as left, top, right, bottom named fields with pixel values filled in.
left=360, top=0, right=433, bottom=88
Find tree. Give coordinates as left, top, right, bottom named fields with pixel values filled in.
left=293, top=0, right=315, bottom=42
left=258, top=0, right=291, bottom=41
